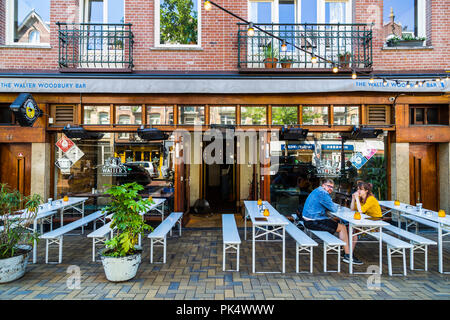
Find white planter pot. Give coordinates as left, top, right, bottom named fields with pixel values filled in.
left=0, top=245, right=31, bottom=283
left=101, top=251, right=141, bottom=282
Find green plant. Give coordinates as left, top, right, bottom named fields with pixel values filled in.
left=337, top=52, right=352, bottom=57
left=359, top=156, right=387, bottom=200
left=0, top=183, right=42, bottom=259
left=387, top=35, right=426, bottom=45
left=279, top=57, right=293, bottom=63
left=263, top=42, right=279, bottom=60
left=102, top=182, right=154, bottom=257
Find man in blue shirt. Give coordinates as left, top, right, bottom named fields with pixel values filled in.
left=301, top=179, right=362, bottom=265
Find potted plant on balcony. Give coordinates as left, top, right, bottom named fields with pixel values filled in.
left=263, top=42, right=279, bottom=68
left=0, top=183, right=41, bottom=283
left=337, top=52, right=352, bottom=68
left=100, top=182, right=154, bottom=282
left=280, top=57, right=294, bottom=69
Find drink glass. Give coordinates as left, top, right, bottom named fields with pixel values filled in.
left=416, top=203, right=423, bottom=214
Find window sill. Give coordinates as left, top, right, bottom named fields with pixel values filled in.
left=381, top=45, right=433, bottom=50
left=0, top=44, right=52, bottom=49
left=150, top=46, right=204, bottom=51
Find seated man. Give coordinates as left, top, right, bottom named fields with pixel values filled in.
left=302, top=179, right=362, bottom=265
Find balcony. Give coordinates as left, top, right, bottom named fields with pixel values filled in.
left=237, top=23, right=372, bottom=72
left=56, top=23, right=134, bottom=72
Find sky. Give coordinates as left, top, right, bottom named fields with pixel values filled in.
left=17, top=0, right=50, bottom=24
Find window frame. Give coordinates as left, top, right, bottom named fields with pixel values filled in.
left=409, top=106, right=443, bottom=126
left=383, top=0, right=427, bottom=45
left=83, top=105, right=111, bottom=125
left=5, top=0, right=51, bottom=47
left=154, top=0, right=202, bottom=49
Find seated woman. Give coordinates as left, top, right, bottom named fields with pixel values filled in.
left=350, top=181, right=382, bottom=218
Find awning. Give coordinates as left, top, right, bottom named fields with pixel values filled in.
left=0, top=77, right=448, bottom=94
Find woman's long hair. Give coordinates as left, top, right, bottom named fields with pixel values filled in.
left=357, top=181, right=374, bottom=204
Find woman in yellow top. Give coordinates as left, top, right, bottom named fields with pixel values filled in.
left=350, top=181, right=382, bottom=218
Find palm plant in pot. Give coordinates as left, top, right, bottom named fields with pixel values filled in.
left=0, top=183, right=41, bottom=283
left=263, top=41, right=279, bottom=68
left=100, top=182, right=154, bottom=282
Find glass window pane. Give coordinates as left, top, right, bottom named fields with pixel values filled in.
left=240, top=106, right=267, bottom=125
left=210, top=106, right=236, bottom=125
left=0, top=104, right=13, bottom=124
left=115, top=106, right=142, bottom=125
left=272, top=106, right=297, bottom=125
left=301, top=0, right=317, bottom=23
left=270, top=132, right=387, bottom=216
left=160, top=0, right=198, bottom=45
left=88, top=0, right=103, bottom=23
left=426, top=108, right=438, bottom=124
left=325, top=1, right=346, bottom=24
left=146, top=106, right=174, bottom=125
left=84, top=106, right=110, bottom=124
left=55, top=133, right=175, bottom=213
left=108, top=0, right=124, bottom=23
left=14, top=0, right=50, bottom=43
left=250, top=1, right=272, bottom=24
left=302, top=106, right=328, bottom=125
left=333, top=106, right=359, bottom=125
left=178, top=106, right=204, bottom=125
left=383, top=0, right=416, bottom=35
left=415, top=108, right=424, bottom=123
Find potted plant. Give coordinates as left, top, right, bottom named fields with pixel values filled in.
left=280, top=57, right=294, bottom=69
left=0, top=183, right=41, bottom=283
left=337, top=52, right=352, bottom=68
left=263, top=42, right=279, bottom=68
left=386, top=34, right=426, bottom=47
left=100, top=182, right=154, bottom=282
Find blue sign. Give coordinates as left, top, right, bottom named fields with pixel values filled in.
left=321, top=144, right=354, bottom=151
left=350, top=152, right=368, bottom=169
left=281, top=144, right=315, bottom=151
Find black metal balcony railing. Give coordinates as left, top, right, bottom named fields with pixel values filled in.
left=237, top=23, right=373, bottom=71
left=56, top=22, right=134, bottom=71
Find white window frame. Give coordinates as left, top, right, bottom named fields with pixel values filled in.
left=5, top=0, right=50, bottom=46
left=154, top=0, right=202, bottom=48
left=80, top=0, right=125, bottom=24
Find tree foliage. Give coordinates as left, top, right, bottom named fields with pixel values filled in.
left=160, top=0, right=198, bottom=45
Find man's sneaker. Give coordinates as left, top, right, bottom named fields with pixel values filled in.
left=342, top=254, right=363, bottom=265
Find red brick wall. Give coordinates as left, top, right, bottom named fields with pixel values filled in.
left=0, top=0, right=448, bottom=72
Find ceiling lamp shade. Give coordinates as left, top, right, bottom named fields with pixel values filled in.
left=137, top=127, right=169, bottom=140
left=279, top=126, right=309, bottom=141
left=62, top=125, right=104, bottom=139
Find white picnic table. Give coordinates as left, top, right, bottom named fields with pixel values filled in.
left=329, top=204, right=390, bottom=274
left=8, top=197, right=88, bottom=264
left=244, top=200, right=288, bottom=273
left=379, top=201, right=450, bottom=274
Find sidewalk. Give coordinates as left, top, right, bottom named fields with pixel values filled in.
left=0, top=228, right=449, bottom=300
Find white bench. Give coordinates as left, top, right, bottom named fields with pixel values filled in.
left=40, top=210, right=106, bottom=264
left=87, top=221, right=115, bottom=262
left=369, top=232, right=414, bottom=276
left=281, top=215, right=317, bottom=273
left=401, top=214, right=439, bottom=234
left=148, top=212, right=183, bottom=264
left=383, top=224, right=437, bottom=271
left=292, top=214, right=345, bottom=273
left=222, top=214, right=241, bottom=272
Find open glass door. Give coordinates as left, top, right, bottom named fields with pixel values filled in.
left=82, top=0, right=125, bottom=68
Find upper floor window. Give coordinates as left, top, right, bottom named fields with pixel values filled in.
left=383, top=0, right=426, bottom=46
left=155, top=0, right=201, bottom=47
left=6, top=0, right=50, bottom=45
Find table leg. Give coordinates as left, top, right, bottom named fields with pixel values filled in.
left=81, top=202, right=85, bottom=234
left=349, top=224, right=353, bottom=274
left=379, top=227, right=383, bottom=274
left=33, top=219, right=37, bottom=264
left=438, top=224, right=443, bottom=273
left=252, top=224, right=255, bottom=273
left=282, top=226, right=285, bottom=273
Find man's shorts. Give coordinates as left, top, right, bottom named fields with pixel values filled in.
left=303, top=218, right=338, bottom=234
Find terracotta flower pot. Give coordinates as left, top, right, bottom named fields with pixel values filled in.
left=264, top=58, right=278, bottom=68
left=281, top=61, right=293, bottom=68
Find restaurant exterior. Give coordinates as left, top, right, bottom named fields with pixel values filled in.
left=0, top=0, right=448, bottom=226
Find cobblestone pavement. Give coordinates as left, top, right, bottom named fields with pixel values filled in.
left=0, top=228, right=449, bottom=300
